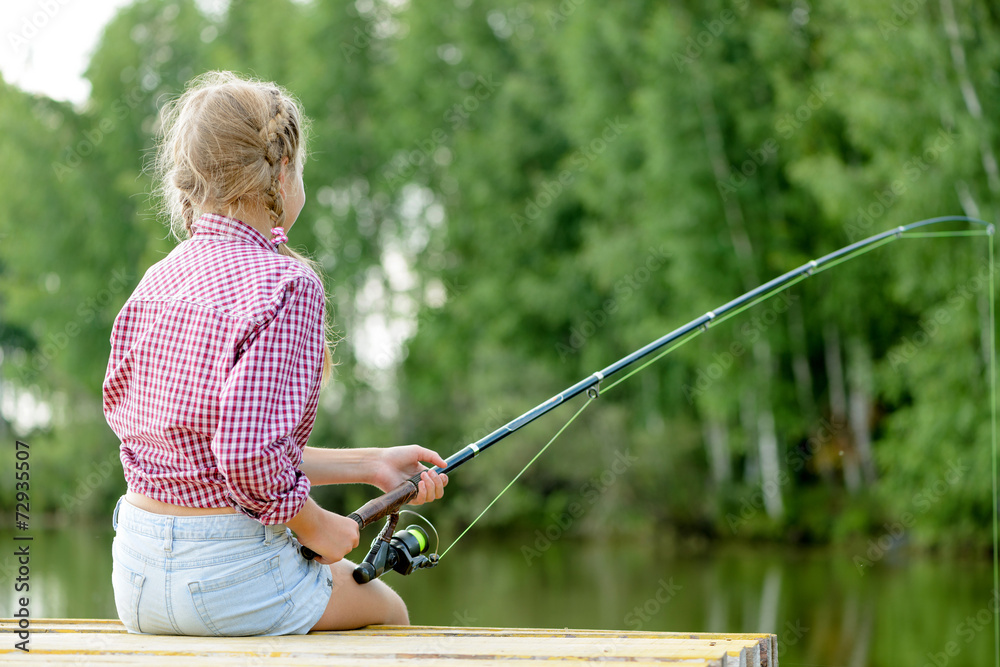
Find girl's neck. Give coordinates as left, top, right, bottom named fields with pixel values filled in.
left=211, top=204, right=275, bottom=238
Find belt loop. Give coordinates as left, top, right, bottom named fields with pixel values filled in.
left=263, top=523, right=274, bottom=546
left=112, top=496, right=123, bottom=530
left=163, top=516, right=174, bottom=554
left=265, top=523, right=287, bottom=546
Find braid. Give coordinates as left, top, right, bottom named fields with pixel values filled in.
left=180, top=194, right=196, bottom=238
left=260, top=90, right=289, bottom=229
left=171, top=166, right=200, bottom=240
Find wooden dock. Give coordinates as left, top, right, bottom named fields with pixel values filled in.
left=1, top=618, right=778, bottom=665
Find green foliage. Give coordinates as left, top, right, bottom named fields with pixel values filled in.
left=1, top=0, right=998, bottom=552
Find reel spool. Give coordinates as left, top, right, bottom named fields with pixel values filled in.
left=353, top=516, right=439, bottom=584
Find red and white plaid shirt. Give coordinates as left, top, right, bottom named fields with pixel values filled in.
left=103, top=214, right=326, bottom=525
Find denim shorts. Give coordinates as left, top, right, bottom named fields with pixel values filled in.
left=111, top=496, right=333, bottom=636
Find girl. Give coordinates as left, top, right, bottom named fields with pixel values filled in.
left=103, top=71, right=448, bottom=636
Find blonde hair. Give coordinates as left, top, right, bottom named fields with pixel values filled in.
left=153, top=71, right=335, bottom=382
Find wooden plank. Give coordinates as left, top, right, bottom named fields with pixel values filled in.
left=0, top=619, right=777, bottom=666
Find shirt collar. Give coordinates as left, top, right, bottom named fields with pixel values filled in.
left=192, top=213, right=277, bottom=252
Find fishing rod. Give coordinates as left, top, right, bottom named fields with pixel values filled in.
left=301, top=216, right=993, bottom=581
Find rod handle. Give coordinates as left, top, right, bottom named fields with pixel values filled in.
left=349, top=477, right=420, bottom=528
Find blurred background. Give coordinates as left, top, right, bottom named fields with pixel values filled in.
left=1, top=0, right=999, bottom=664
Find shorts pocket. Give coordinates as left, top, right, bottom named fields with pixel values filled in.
left=111, top=560, right=146, bottom=634
left=188, top=554, right=293, bottom=636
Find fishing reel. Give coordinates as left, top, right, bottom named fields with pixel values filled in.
left=352, top=513, right=440, bottom=584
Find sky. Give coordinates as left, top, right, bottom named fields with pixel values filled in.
left=1, top=0, right=138, bottom=104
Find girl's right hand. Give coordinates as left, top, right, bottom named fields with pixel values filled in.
left=304, top=512, right=361, bottom=565
left=288, top=498, right=360, bottom=564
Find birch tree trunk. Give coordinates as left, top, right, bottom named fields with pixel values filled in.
left=824, top=323, right=861, bottom=492
left=741, top=387, right=760, bottom=485
left=695, top=68, right=784, bottom=519
left=788, top=296, right=817, bottom=421
left=754, top=340, right=784, bottom=518
left=703, top=418, right=732, bottom=486
left=847, top=337, right=877, bottom=485
left=939, top=0, right=994, bottom=369
left=940, top=0, right=1000, bottom=195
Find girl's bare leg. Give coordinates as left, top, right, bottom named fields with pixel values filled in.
left=310, top=559, right=409, bottom=630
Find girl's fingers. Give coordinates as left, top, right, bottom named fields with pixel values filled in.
left=414, top=446, right=448, bottom=470
left=416, top=471, right=432, bottom=504
left=412, top=470, right=447, bottom=504
left=427, top=470, right=446, bottom=498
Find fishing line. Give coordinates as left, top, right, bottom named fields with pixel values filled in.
left=430, top=221, right=998, bottom=584
left=601, top=234, right=900, bottom=395
left=439, top=399, right=594, bottom=558
left=901, top=229, right=998, bottom=667
left=903, top=230, right=989, bottom=238
left=990, top=233, right=998, bottom=667
left=398, top=509, right=441, bottom=556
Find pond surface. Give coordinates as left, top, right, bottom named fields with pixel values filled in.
left=2, top=525, right=996, bottom=666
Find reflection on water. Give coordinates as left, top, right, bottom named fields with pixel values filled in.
left=366, top=535, right=997, bottom=666
left=3, top=526, right=996, bottom=666
left=1, top=527, right=116, bottom=620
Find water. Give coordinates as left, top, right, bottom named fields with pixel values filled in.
left=2, top=526, right=996, bottom=666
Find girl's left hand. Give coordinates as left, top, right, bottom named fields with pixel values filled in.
left=371, top=445, right=449, bottom=505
